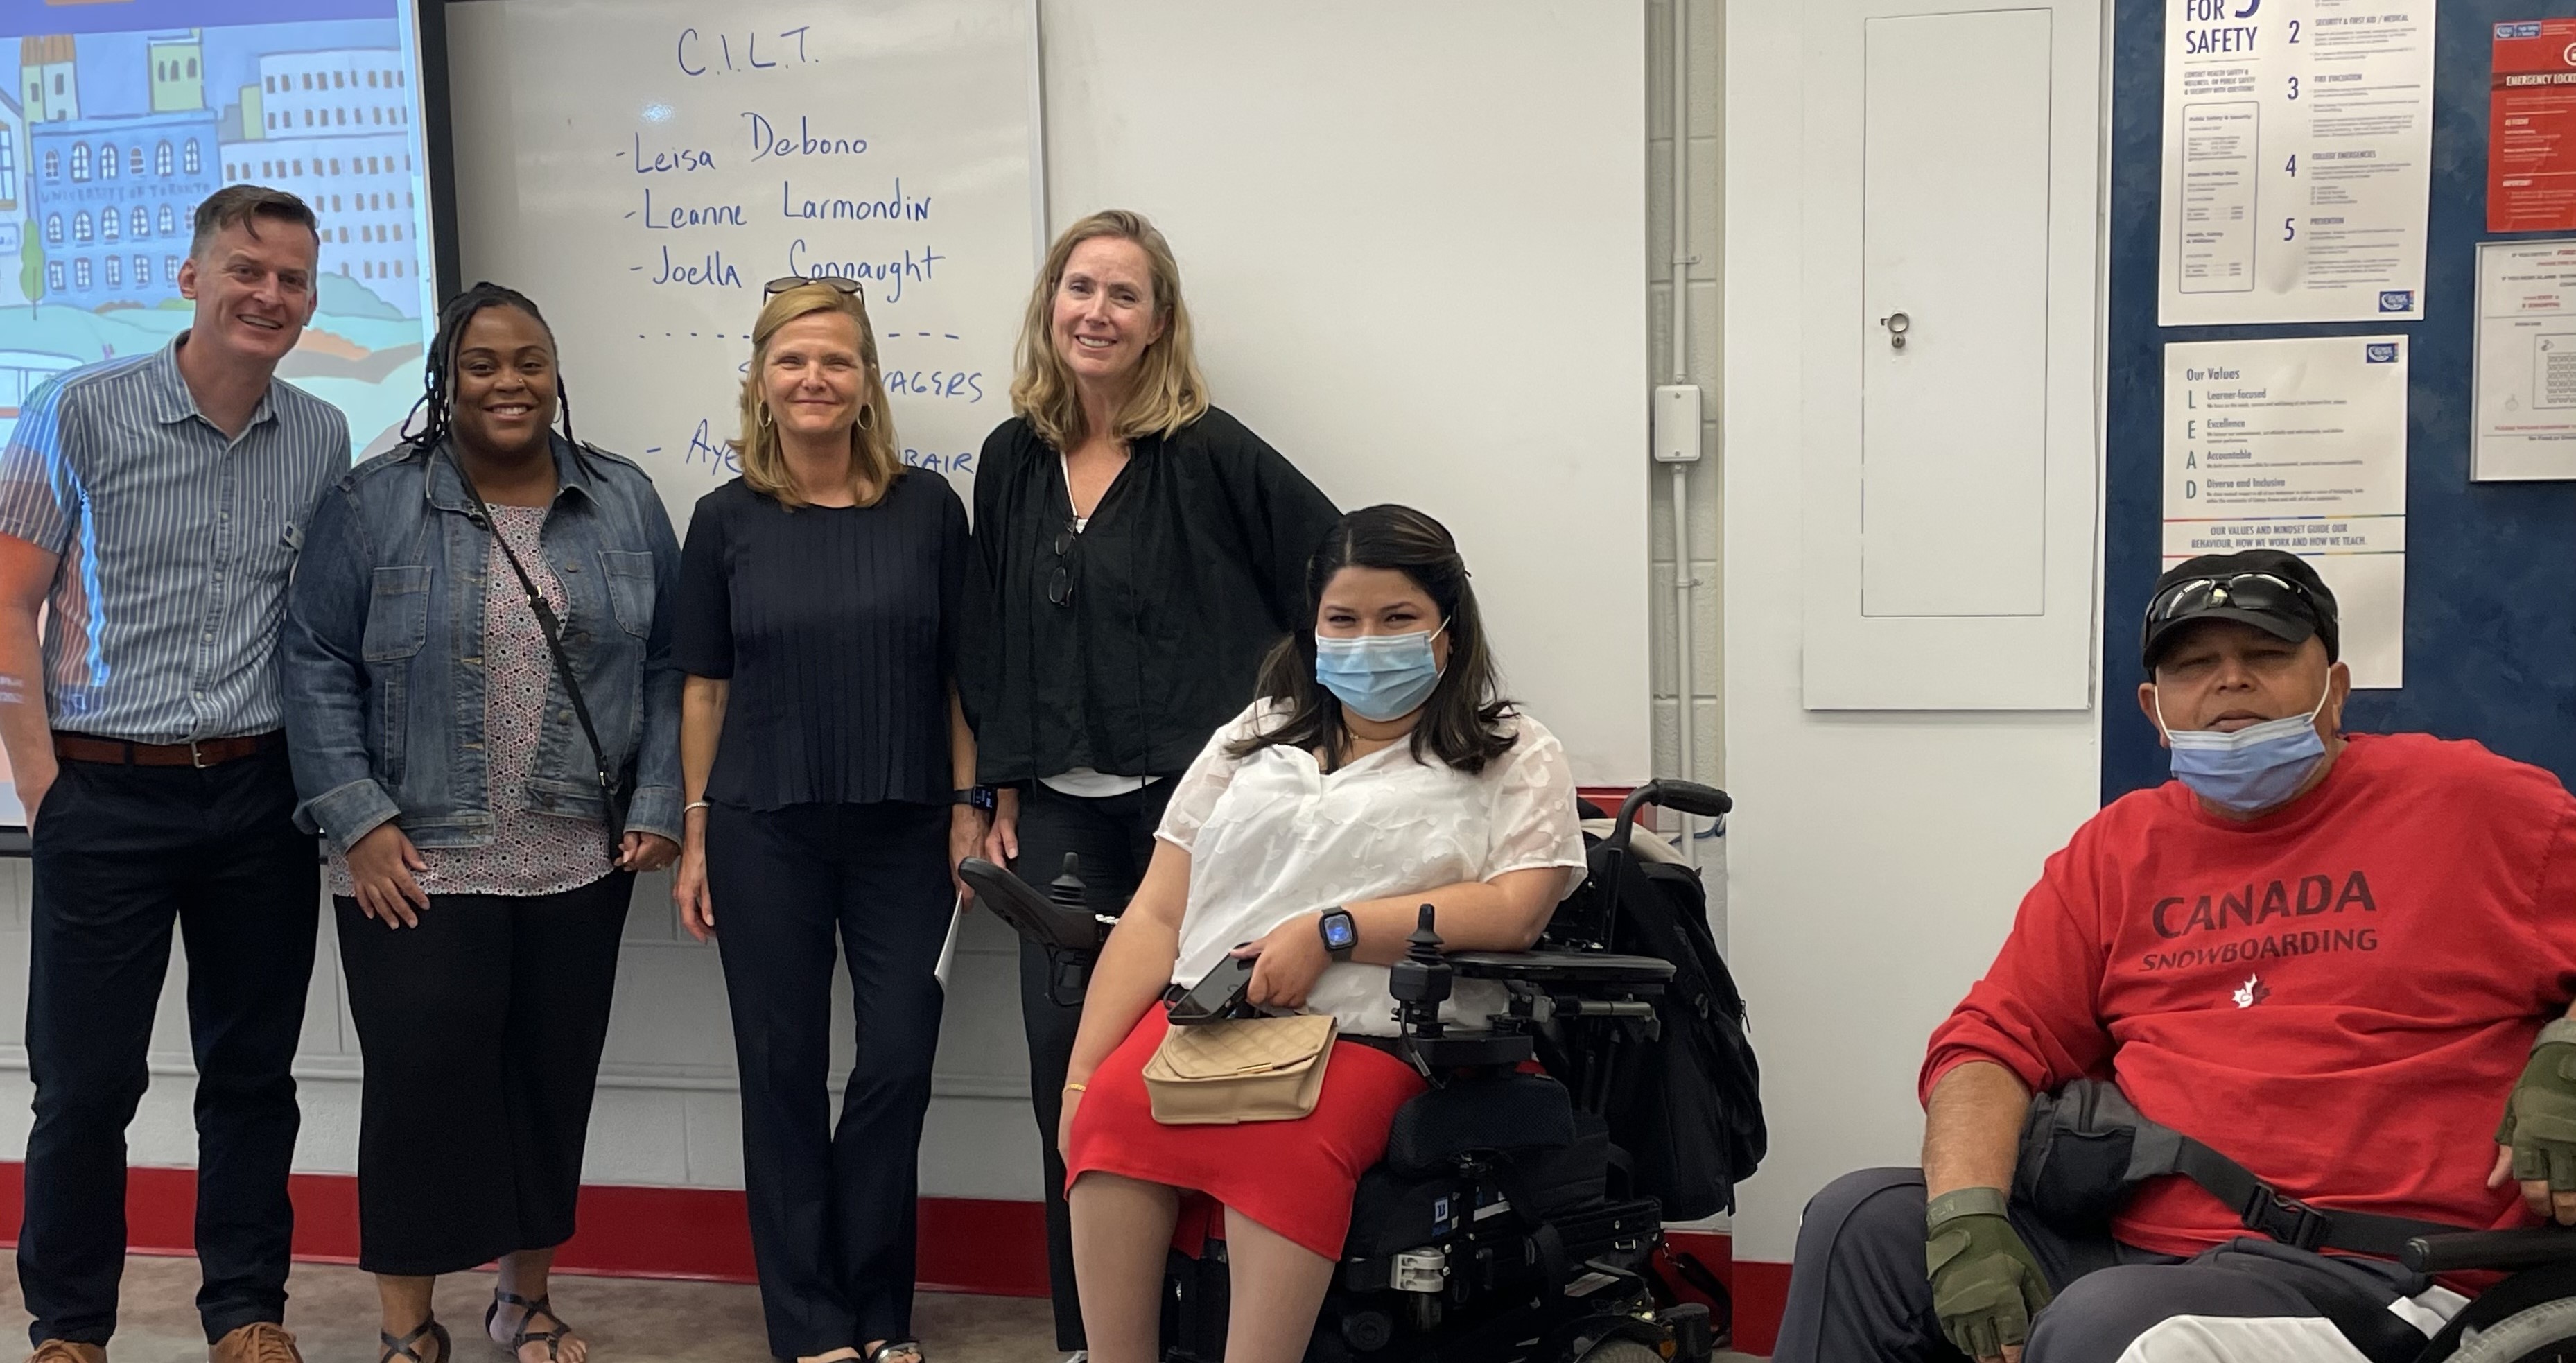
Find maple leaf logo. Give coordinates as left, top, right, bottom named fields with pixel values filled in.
left=2231, top=975, right=2270, bottom=1008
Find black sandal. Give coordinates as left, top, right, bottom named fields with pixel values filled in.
left=863, top=1343, right=923, bottom=1363
left=485, top=1291, right=575, bottom=1362
left=381, top=1319, right=451, bottom=1363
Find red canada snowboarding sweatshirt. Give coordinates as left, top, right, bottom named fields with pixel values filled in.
left=1923, top=733, right=2576, bottom=1256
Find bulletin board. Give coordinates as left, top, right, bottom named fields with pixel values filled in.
left=2104, top=0, right=2576, bottom=800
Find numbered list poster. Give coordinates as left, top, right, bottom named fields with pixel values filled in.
left=2159, top=0, right=2436, bottom=325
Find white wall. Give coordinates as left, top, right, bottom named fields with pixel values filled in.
left=1718, top=0, right=2107, bottom=1265
left=1038, top=0, right=1651, bottom=785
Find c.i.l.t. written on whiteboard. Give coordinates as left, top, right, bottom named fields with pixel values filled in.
left=2158, top=0, right=2434, bottom=326
left=446, top=0, right=1042, bottom=532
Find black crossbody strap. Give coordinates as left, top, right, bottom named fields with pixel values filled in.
left=444, top=449, right=623, bottom=833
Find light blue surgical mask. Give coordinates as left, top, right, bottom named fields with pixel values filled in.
left=2156, top=686, right=2333, bottom=814
left=1315, top=624, right=1447, bottom=722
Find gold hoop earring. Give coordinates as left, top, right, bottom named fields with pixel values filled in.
left=757, top=402, right=774, bottom=428
left=857, top=404, right=873, bottom=433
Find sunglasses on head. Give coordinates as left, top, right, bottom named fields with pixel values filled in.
left=763, top=275, right=865, bottom=299
left=2148, top=571, right=2322, bottom=628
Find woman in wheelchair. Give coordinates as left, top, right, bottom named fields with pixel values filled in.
left=1054, top=503, right=1588, bottom=1363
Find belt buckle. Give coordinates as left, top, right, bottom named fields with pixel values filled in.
left=189, top=738, right=208, bottom=769
left=2240, top=1182, right=2327, bottom=1251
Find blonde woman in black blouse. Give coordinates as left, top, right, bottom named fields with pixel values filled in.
left=671, top=278, right=980, bottom=1363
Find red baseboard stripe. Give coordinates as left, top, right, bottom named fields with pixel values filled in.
left=0, top=1162, right=1772, bottom=1341
left=0, top=1163, right=1052, bottom=1297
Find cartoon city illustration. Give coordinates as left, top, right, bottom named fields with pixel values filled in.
left=0, top=4, right=433, bottom=456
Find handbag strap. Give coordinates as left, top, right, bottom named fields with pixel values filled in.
left=442, top=446, right=619, bottom=805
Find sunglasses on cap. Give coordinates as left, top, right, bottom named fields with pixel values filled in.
left=763, top=275, right=865, bottom=299
left=2146, top=571, right=2322, bottom=629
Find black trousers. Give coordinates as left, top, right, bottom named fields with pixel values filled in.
left=19, top=747, right=319, bottom=1348
left=1772, top=1168, right=2439, bottom=1363
left=708, top=800, right=953, bottom=1357
left=334, top=873, right=632, bottom=1276
left=1011, top=779, right=1175, bottom=1352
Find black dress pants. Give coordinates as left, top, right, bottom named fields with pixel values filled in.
left=333, top=872, right=633, bottom=1276
left=1010, top=779, right=1175, bottom=1352
left=708, top=800, right=953, bottom=1358
left=19, top=747, right=319, bottom=1348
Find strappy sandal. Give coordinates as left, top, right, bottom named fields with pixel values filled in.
left=864, top=1343, right=924, bottom=1363
left=485, top=1291, right=575, bottom=1363
left=381, top=1319, right=451, bottom=1363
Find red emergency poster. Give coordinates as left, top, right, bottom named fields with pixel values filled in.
left=2492, top=19, right=2576, bottom=231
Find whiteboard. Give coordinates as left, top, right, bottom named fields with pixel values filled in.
left=1038, top=1, right=1650, bottom=782
left=444, top=0, right=1041, bottom=532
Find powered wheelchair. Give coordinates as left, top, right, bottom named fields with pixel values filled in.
left=959, top=779, right=1746, bottom=1363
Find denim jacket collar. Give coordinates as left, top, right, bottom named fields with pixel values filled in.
left=419, top=432, right=604, bottom=517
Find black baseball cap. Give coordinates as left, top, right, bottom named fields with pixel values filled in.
left=2140, top=549, right=2339, bottom=671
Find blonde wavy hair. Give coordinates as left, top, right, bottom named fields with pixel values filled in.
left=1010, top=209, right=1210, bottom=449
left=732, top=283, right=900, bottom=508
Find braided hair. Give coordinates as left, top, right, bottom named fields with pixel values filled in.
left=399, top=281, right=579, bottom=454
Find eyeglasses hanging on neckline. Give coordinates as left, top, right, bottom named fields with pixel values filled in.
left=1048, top=516, right=1078, bottom=607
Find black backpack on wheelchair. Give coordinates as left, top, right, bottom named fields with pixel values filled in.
left=1551, top=785, right=1765, bottom=1223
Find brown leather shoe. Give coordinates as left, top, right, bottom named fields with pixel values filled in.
left=207, top=1323, right=300, bottom=1363
left=26, top=1342, right=105, bottom=1363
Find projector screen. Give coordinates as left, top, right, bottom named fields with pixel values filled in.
left=0, top=0, right=444, bottom=839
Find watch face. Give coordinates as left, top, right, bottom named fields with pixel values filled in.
left=1323, top=913, right=1357, bottom=950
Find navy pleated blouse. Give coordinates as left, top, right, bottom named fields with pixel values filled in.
left=672, top=470, right=969, bottom=810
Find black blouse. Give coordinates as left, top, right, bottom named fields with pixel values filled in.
left=673, top=471, right=969, bottom=809
left=963, top=407, right=1341, bottom=784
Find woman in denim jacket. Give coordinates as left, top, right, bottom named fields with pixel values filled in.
left=281, top=284, right=682, bottom=1363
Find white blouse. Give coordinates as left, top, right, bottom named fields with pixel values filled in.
left=1155, top=701, right=1588, bottom=1037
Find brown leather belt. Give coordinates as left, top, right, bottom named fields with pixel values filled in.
left=53, top=730, right=285, bottom=768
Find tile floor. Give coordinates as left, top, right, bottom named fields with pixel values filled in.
left=0, top=1253, right=1766, bottom=1362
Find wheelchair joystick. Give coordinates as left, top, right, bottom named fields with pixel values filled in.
left=1047, top=853, right=1087, bottom=915
left=1389, top=904, right=1452, bottom=1040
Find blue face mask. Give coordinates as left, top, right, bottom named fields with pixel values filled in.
left=1315, top=625, right=1447, bottom=722
left=2156, top=686, right=2333, bottom=814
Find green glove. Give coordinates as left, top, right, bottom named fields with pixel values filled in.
left=1926, top=1186, right=2054, bottom=1360
left=2499, top=1019, right=2576, bottom=1203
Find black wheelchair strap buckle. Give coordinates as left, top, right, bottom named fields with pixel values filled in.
left=2240, top=1182, right=2330, bottom=1251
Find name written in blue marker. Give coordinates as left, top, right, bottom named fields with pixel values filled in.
left=784, top=240, right=943, bottom=304
left=781, top=177, right=930, bottom=223
left=625, top=132, right=717, bottom=173
left=743, top=112, right=867, bottom=161
left=640, top=186, right=746, bottom=229
left=650, top=245, right=744, bottom=288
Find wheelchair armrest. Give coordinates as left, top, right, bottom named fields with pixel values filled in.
left=959, top=856, right=1105, bottom=954
left=2402, top=1226, right=2576, bottom=1274
left=1447, top=949, right=1675, bottom=989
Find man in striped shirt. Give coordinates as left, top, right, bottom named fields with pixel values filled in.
left=0, top=186, right=347, bottom=1363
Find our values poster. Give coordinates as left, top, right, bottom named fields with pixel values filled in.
left=2159, top=0, right=2435, bottom=326
left=2163, top=336, right=2409, bottom=688
left=2489, top=19, right=2576, bottom=232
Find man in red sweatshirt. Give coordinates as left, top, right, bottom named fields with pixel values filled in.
left=1771, top=549, right=2576, bottom=1363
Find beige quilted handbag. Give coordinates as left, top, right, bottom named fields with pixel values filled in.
left=1142, top=1014, right=1339, bottom=1125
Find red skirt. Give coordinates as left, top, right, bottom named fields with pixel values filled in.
left=1063, top=1009, right=1429, bottom=1260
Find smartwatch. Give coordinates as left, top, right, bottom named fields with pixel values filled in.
left=1317, top=907, right=1358, bottom=962
left=953, top=785, right=997, bottom=813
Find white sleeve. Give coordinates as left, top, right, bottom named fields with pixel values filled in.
left=1154, top=702, right=1269, bottom=855
left=1483, top=717, right=1588, bottom=898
